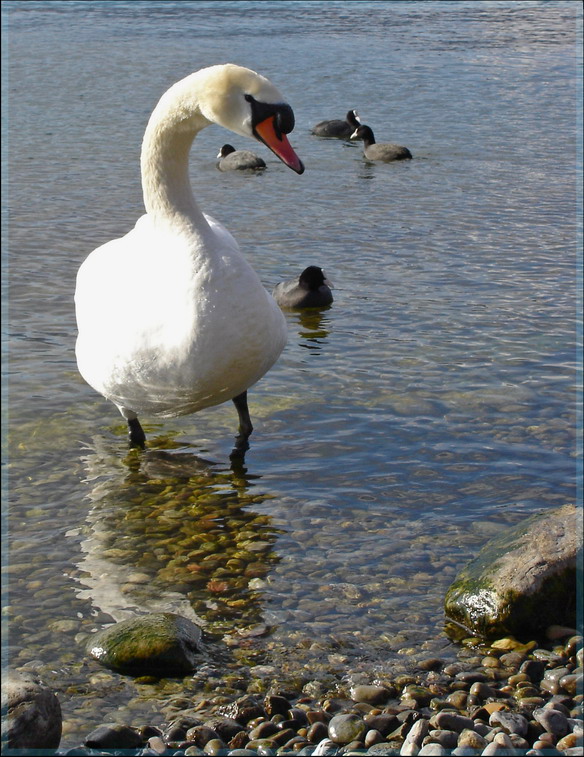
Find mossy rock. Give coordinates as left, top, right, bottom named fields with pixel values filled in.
left=444, top=504, right=581, bottom=640
left=86, top=612, right=203, bottom=677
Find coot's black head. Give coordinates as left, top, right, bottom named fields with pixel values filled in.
left=299, top=266, right=328, bottom=291
left=346, top=109, right=361, bottom=129
left=350, top=124, right=375, bottom=143
left=218, top=144, right=237, bottom=158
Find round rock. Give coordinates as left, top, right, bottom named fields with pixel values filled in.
left=350, top=684, right=392, bottom=705
left=328, top=713, right=367, bottom=744
left=489, top=710, right=529, bottom=736
left=1, top=670, right=62, bottom=750
left=86, top=612, right=202, bottom=676
left=533, top=706, right=570, bottom=738
left=85, top=723, right=143, bottom=749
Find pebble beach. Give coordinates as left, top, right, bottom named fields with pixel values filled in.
left=49, top=630, right=582, bottom=756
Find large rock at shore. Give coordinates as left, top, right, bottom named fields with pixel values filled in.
left=444, top=504, right=581, bottom=639
left=86, top=612, right=203, bottom=676
left=1, top=670, right=62, bottom=750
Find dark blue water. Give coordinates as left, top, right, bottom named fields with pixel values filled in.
left=2, top=0, right=581, bottom=746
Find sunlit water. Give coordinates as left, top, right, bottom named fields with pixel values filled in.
left=2, top=0, right=581, bottom=746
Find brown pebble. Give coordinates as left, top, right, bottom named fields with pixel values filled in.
left=557, top=733, right=581, bottom=749
left=418, top=658, right=444, bottom=671
left=481, top=702, right=507, bottom=715
left=364, top=728, right=385, bottom=747
left=499, top=652, right=525, bottom=669
left=227, top=731, right=248, bottom=749
left=306, top=710, right=328, bottom=725
left=457, top=728, right=488, bottom=750
left=507, top=673, right=529, bottom=686
left=469, top=682, right=496, bottom=700
left=306, top=721, right=328, bottom=744
left=445, top=691, right=468, bottom=709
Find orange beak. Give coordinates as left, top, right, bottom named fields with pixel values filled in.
left=254, top=116, right=304, bottom=174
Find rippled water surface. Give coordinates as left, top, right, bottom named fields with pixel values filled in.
left=3, top=0, right=582, bottom=746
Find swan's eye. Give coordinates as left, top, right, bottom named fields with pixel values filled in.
left=244, top=94, right=254, bottom=103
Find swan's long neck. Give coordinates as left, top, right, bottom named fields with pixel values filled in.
left=140, top=97, right=211, bottom=236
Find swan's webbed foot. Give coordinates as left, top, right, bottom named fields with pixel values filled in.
left=231, top=391, right=253, bottom=459
left=128, top=417, right=146, bottom=449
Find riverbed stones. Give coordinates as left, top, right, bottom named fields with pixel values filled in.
left=1, top=670, right=62, bottom=750
left=86, top=612, right=203, bottom=676
left=444, top=504, right=580, bottom=638
left=46, top=629, right=583, bottom=756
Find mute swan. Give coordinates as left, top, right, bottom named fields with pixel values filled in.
left=350, top=124, right=412, bottom=162
left=216, top=143, right=266, bottom=171
left=273, top=266, right=334, bottom=309
left=75, top=64, right=304, bottom=452
left=311, top=109, right=360, bottom=139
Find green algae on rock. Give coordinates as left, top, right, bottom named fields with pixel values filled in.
left=86, top=613, right=203, bottom=677
left=444, top=504, right=580, bottom=639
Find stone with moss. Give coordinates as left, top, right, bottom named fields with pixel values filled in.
left=86, top=612, right=203, bottom=676
left=444, top=504, right=581, bottom=639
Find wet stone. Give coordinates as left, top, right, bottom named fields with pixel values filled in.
left=445, top=690, right=468, bottom=710
left=533, top=706, right=570, bottom=738
left=417, top=744, right=448, bottom=755
left=426, top=728, right=458, bottom=748
left=227, top=731, right=249, bottom=750
left=457, top=728, right=488, bottom=750
left=1, top=670, right=62, bottom=750
left=364, top=714, right=399, bottom=736
left=489, top=710, right=529, bottom=736
left=560, top=672, right=583, bottom=696
left=365, top=744, right=400, bottom=755
left=418, top=658, right=444, bottom=671
left=248, top=721, right=279, bottom=740
left=186, top=725, right=220, bottom=746
left=264, top=694, right=291, bottom=717
left=86, top=613, right=203, bottom=676
left=307, top=721, right=329, bottom=744
left=364, top=728, right=384, bottom=747
left=311, top=738, right=337, bottom=755
left=432, top=712, right=474, bottom=733
left=205, top=717, right=245, bottom=742
left=350, top=685, right=392, bottom=705
left=202, top=738, right=227, bottom=755
left=328, top=713, right=367, bottom=744
left=218, top=695, right=266, bottom=725
left=401, top=685, right=433, bottom=707
left=405, top=718, right=430, bottom=746
left=84, top=723, right=143, bottom=749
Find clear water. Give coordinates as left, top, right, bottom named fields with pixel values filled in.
left=2, top=0, right=582, bottom=746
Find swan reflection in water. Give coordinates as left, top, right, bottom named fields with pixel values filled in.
left=68, top=434, right=282, bottom=640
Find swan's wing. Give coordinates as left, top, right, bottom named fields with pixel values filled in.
left=203, top=212, right=240, bottom=252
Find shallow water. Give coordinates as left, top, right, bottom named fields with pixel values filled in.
left=2, top=0, right=582, bottom=746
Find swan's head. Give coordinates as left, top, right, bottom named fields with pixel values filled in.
left=195, top=64, right=304, bottom=174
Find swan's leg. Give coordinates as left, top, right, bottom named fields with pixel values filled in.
left=231, top=391, right=253, bottom=457
left=117, top=405, right=146, bottom=449
left=233, top=391, right=253, bottom=439
left=128, top=417, right=146, bottom=448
